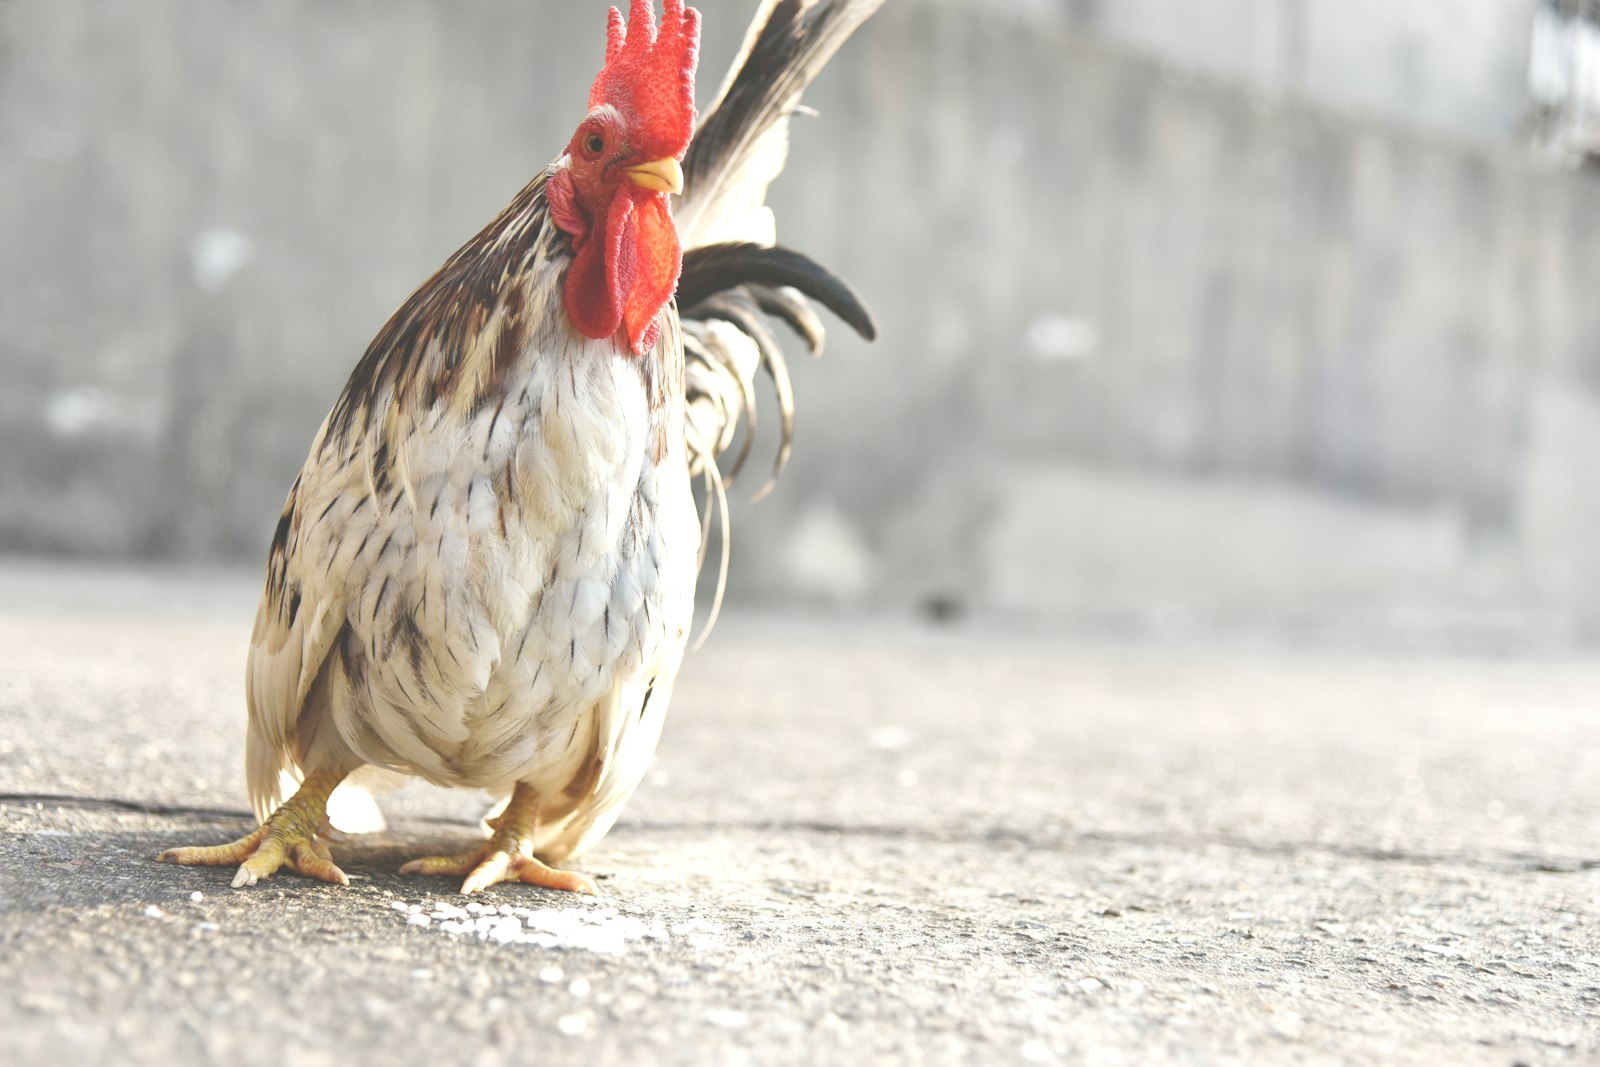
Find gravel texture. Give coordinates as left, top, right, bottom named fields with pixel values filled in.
left=1, top=558, right=1597, bottom=1065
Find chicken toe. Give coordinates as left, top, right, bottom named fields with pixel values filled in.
left=398, top=782, right=596, bottom=895
left=158, top=769, right=350, bottom=888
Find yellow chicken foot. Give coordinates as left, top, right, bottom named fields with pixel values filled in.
left=157, top=769, right=350, bottom=888
left=399, top=782, right=596, bottom=895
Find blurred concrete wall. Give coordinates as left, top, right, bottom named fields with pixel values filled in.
left=955, top=0, right=1541, bottom=146
left=4, top=1, right=1600, bottom=635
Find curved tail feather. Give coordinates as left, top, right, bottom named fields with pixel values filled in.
left=674, top=0, right=883, bottom=639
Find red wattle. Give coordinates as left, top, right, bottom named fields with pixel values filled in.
left=555, top=177, right=679, bottom=357
left=622, top=193, right=679, bottom=356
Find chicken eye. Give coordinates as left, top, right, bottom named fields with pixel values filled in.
left=585, top=133, right=605, bottom=156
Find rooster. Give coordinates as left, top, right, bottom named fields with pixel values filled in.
left=158, top=0, right=880, bottom=894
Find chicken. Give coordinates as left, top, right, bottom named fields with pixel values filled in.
left=157, top=0, right=881, bottom=894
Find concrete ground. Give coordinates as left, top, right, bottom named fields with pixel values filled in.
left=0, top=557, right=1596, bottom=1066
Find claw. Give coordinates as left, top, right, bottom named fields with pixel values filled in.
left=158, top=769, right=350, bottom=889
left=399, top=783, right=595, bottom=895
left=402, top=847, right=596, bottom=895
left=459, top=852, right=515, bottom=895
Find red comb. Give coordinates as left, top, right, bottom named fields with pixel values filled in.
left=587, top=0, right=701, bottom=161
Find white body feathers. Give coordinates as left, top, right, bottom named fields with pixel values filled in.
left=246, top=236, right=699, bottom=862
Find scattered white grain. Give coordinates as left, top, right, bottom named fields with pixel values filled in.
left=411, top=969, right=434, bottom=982
left=671, top=915, right=726, bottom=950
left=539, top=966, right=565, bottom=984
left=392, top=897, right=678, bottom=955
left=569, top=978, right=592, bottom=998
left=865, top=725, right=914, bottom=751
left=188, top=891, right=204, bottom=903
left=556, top=1013, right=588, bottom=1037
left=143, top=905, right=163, bottom=919
left=1020, top=1039, right=1052, bottom=1062
left=705, top=1008, right=748, bottom=1029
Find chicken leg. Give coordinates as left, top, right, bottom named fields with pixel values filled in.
left=399, top=781, right=596, bottom=895
left=157, top=769, right=350, bottom=888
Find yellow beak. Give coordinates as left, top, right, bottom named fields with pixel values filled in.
left=624, top=156, right=684, bottom=196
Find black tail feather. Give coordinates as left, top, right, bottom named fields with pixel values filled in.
left=679, top=242, right=877, bottom=342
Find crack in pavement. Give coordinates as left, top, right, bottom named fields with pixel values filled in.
left=4, top=792, right=1595, bottom=875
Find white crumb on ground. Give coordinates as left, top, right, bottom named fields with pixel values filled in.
left=387, top=896, right=723, bottom=956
